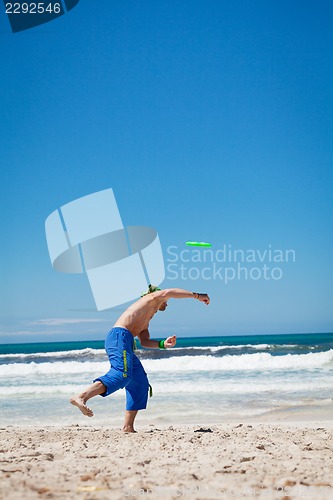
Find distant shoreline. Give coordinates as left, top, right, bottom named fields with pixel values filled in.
left=1, top=331, right=332, bottom=350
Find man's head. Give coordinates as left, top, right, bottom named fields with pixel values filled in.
left=141, top=284, right=167, bottom=312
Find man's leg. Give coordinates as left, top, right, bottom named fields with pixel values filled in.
left=123, top=410, right=138, bottom=433
left=123, top=356, right=149, bottom=432
left=70, top=381, right=106, bottom=417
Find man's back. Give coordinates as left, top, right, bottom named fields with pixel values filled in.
left=114, top=293, right=164, bottom=336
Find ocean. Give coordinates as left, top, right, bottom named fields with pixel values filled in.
left=1, top=333, right=332, bottom=427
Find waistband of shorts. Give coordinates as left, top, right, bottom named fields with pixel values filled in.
left=111, top=326, right=134, bottom=338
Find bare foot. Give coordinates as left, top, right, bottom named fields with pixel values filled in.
left=122, top=426, right=137, bottom=433
left=70, top=396, right=94, bottom=417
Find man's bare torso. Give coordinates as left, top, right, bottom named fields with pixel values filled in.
left=114, top=294, right=164, bottom=336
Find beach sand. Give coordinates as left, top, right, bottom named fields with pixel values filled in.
left=1, top=420, right=332, bottom=499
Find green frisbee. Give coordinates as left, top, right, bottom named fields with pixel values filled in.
left=186, top=241, right=212, bottom=247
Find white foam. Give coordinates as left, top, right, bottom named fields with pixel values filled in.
left=0, top=344, right=300, bottom=359
left=0, top=360, right=109, bottom=377
left=142, top=350, right=333, bottom=372
left=0, top=385, right=123, bottom=397
left=0, top=348, right=105, bottom=359
left=0, top=350, right=332, bottom=378
left=169, top=344, right=271, bottom=352
left=1, top=378, right=332, bottom=397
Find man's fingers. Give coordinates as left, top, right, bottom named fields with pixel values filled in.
left=166, top=335, right=176, bottom=347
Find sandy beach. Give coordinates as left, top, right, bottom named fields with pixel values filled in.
left=1, top=335, right=332, bottom=499
left=1, top=420, right=332, bottom=500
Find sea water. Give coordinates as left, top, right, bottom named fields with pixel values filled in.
left=0, top=333, right=332, bottom=426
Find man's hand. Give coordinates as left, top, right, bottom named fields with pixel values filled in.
left=164, top=335, right=177, bottom=348
left=198, top=293, right=210, bottom=305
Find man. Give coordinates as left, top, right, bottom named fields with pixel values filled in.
left=70, top=286, right=210, bottom=432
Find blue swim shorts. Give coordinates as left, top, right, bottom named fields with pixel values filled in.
left=93, top=327, right=149, bottom=411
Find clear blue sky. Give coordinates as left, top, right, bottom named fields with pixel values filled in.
left=1, top=0, right=332, bottom=343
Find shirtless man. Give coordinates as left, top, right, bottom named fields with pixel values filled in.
left=70, top=286, right=210, bottom=432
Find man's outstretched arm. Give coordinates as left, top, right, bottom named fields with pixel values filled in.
left=156, top=288, right=210, bottom=305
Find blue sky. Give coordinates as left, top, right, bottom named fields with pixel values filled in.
left=1, top=0, right=332, bottom=343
